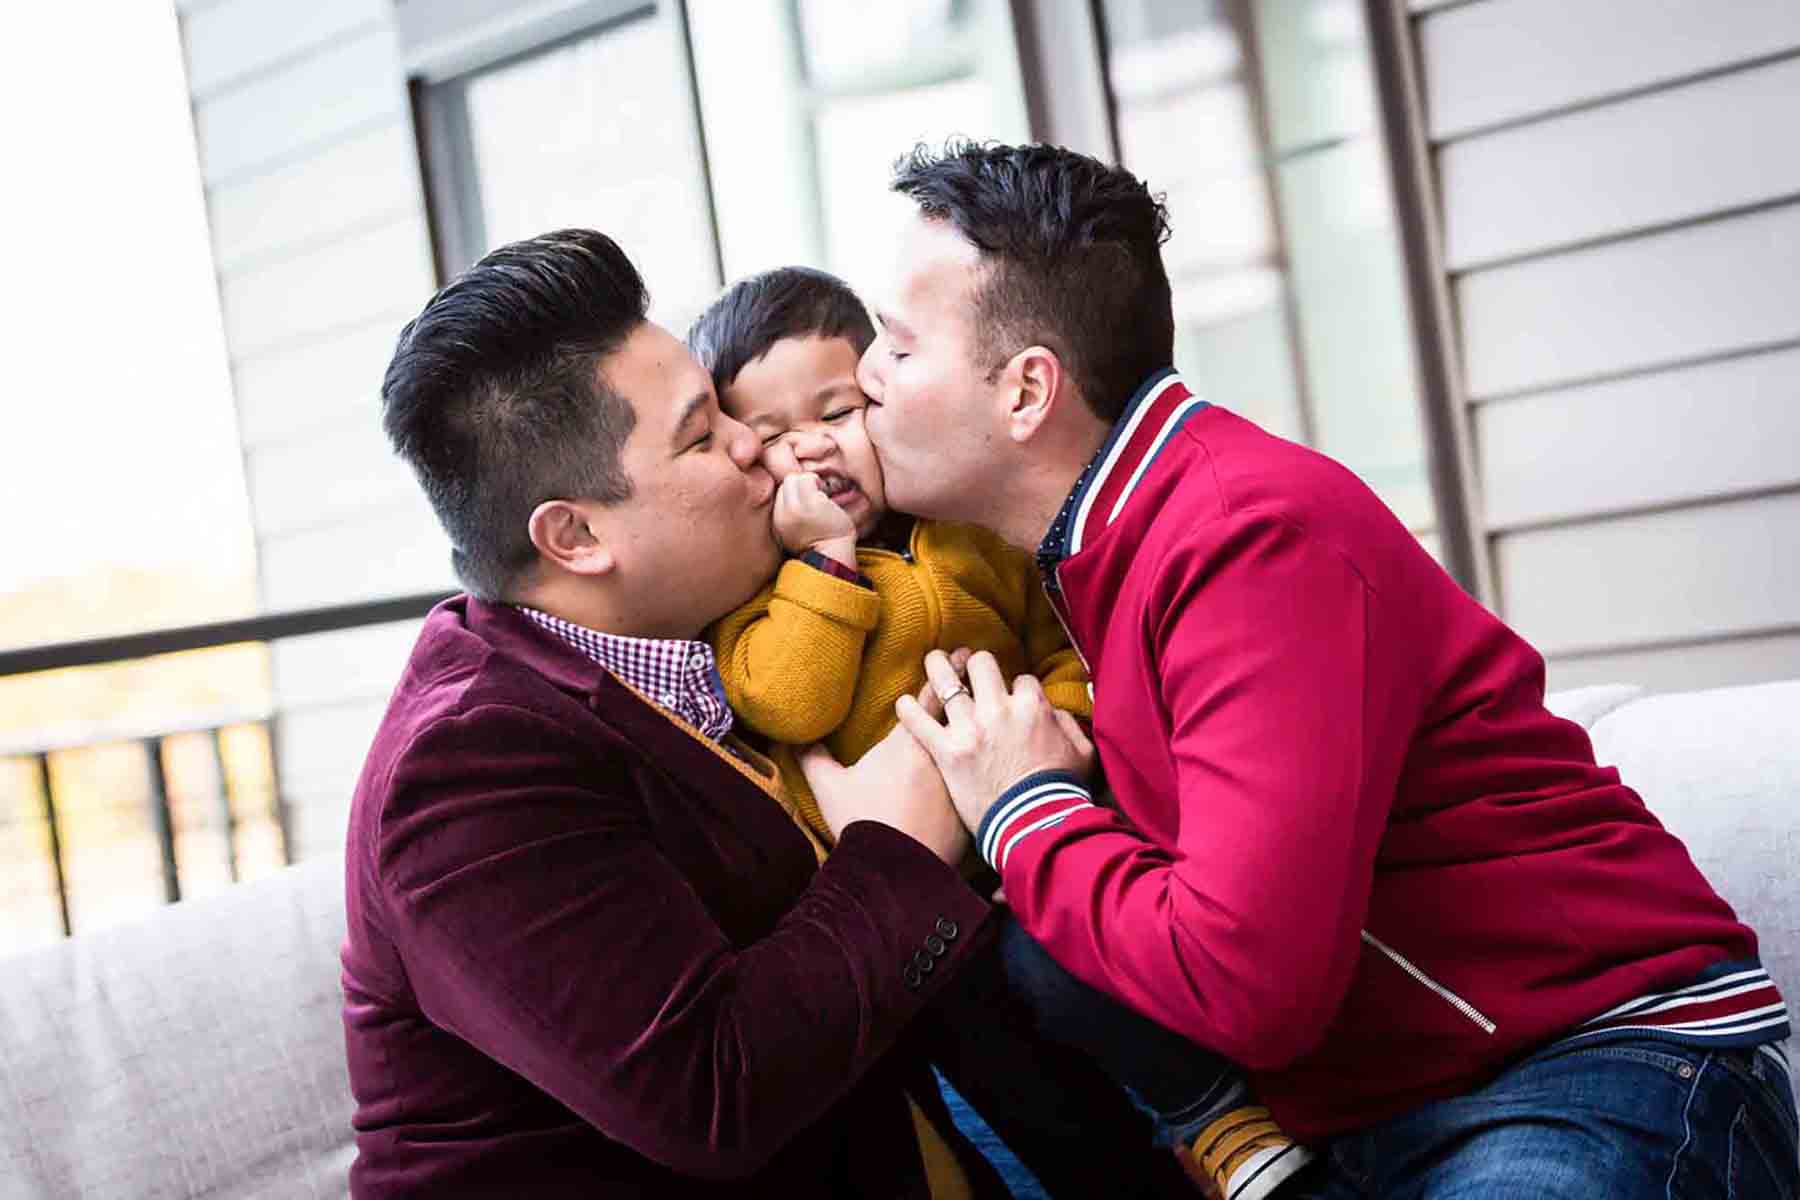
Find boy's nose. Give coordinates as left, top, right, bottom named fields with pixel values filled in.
left=791, top=428, right=834, bottom=461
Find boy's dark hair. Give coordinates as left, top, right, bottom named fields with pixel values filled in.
left=891, top=140, right=1174, bottom=423
left=686, top=266, right=876, bottom=395
left=380, top=228, right=648, bottom=601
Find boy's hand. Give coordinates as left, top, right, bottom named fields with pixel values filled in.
left=773, top=472, right=857, bottom=568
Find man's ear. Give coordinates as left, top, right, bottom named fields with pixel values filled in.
left=527, top=499, right=616, bottom=577
left=1003, top=345, right=1064, bottom=445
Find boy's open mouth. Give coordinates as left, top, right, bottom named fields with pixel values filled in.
left=815, top=469, right=862, bottom=508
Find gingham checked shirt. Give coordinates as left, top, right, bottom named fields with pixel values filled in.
left=517, top=606, right=733, bottom=741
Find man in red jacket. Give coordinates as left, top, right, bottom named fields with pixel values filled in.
left=851, top=141, right=1798, bottom=1198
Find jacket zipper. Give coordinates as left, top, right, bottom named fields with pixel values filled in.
left=1047, top=566, right=1092, bottom=674
left=1361, top=930, right=1497, bottom=1035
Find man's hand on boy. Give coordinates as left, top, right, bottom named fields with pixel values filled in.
left=773, top=472, right=857, bottom=569
left=896, top=649, right=1096, bottom=838
left=798, top=674, right=970, bottom=867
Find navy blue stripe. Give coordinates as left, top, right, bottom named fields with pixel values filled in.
left=977, top=770, right=1089, bottom=866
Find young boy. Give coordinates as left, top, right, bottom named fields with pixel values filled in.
left=689, top=267, right=1311, bottom=1200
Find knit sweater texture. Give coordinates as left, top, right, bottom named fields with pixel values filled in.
left=710, top=518, right=1091, bottom=850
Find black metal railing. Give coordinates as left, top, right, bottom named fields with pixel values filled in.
left=0, top=590, right=453, bottom=941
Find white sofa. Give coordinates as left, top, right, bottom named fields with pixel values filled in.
left=2, top=681, right=1795, bottom=1198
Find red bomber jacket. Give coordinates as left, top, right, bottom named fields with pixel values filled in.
left=984, top=369, right=1780, bottom=1140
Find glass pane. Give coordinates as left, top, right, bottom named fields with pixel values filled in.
left=1275, top=141, right=1433, bottom=529
left=689, top=0, right=1029, bottom=291
left=1099, top=0, right=1439, bottom=539
left=814, top=77, right=1028, bottom=288
left=461, top=14, right=719, bottom=326
left=1257, top=0, right=1379, bottom=153
left=2, top=0, right=255, bottom=654
left=1101, top=0, right=1303, bottom=439
left=1178, top=300, right=1307, bottom=443
left=796, top=0, right=961, bottom=87
left=686, top=0, right=820, bottom=281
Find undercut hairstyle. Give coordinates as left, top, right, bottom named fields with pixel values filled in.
left=891, top=140, right=1175, bottom=423
left=686, top=266, right=876, bottom=395
left=380, top=228, right=648, bottom=601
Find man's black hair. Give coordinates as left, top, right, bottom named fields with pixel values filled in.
left=380, top=228, right=647, bottom=601
left=891, top=140, right=1174, bottom=422
left=686, top=266, right=875, bottom=395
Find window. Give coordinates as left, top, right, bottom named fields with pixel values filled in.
left=1096, top=0, right=1440, bottom=548
left=688, top=0, right=1030, bottom=289
left=418, top=6, right=722, bottom=325
left=417, top=0, right=1032, bottom=324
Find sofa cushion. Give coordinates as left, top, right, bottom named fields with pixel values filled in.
left=0, top=855, right=352, bottom=1198
left=1584, top=680, right=1800, bottom=1094
left=1542, top=683, right=1645, bottom=730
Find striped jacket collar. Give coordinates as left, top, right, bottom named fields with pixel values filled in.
left=1037, top=368, right=1208, bottom=578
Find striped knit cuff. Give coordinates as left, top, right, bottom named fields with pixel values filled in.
left=798, top=548, right=872, bottom=589
left=977, top=770, right=1095, bottom=873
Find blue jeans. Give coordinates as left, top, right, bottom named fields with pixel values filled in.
left=1294, top=1039, right=1799, bottom=1199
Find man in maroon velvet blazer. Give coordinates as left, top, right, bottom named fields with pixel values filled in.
left=339, top=228, right=1151, bottom=1197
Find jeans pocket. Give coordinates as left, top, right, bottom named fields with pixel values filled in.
left=1724, top=1050, right=1800, bottom=1135
left=1729, top=1102, right=1799, bottom=1200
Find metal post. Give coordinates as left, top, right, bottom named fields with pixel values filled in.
left=143, top=737, right=181, bottom=904
left=209, top=727, right=241, bottom=884
left=35, top=752, right=72, bottom=937
left=264, top=716, right=294, bottom=866
left=1362, top=0, right=1494, bottom=603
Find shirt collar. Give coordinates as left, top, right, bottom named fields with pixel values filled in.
left=1036, top=367, right=1206, bottom=580
left=514, top=607, right=733, bottom=741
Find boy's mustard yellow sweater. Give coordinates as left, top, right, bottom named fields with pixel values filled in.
left=709, top=518, right=1092, bottom=853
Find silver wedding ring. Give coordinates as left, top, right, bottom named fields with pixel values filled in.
left=936, top=684, right=971, bottom=706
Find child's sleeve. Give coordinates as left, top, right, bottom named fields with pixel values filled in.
left=708, top=554, right=883, bottom=745
left=1024, top=573, right=1093, bottom=721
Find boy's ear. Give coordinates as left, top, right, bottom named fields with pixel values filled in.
left=528, top=499, right=616, bottom=577
left=1003, top=346, right=1063, bottom=444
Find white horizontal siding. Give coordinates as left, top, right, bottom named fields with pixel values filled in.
left=192, top=26, right=407, bottom=186
left=1457, top=202, right=1800, bottom=400
left=1478, top=347, right=1800, bottom=530
left=1441, top=57, right=1800, bottom=270
left=207, top=121, right=420, bottom=272
left=259, top=504, right=454, bottom=612
left=1421, top=0, right=1800, bottom=141
left=1496, top=492, right=1800, bottom=657
left=271, top=622, right=422, bottom=711
left=183, top=0, right=384, bottom=99
left=1547, top=631, right=1800, bottom=694
left=245, top=419, right=420, bottom=539
left=218, top=215, right=434, bottom=361
left=233, top=324, right=395, bottom=448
